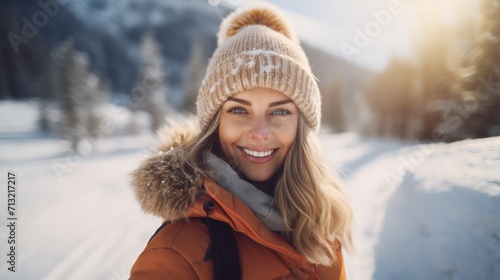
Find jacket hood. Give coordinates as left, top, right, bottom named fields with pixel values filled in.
left=131, top=119, right=206, bottom=221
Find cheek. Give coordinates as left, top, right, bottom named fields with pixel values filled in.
left=281, top=131, right=296, bottom=151
left=218, top=119, right=241, bottom=150
left=277, top=120, right=298, bottom=151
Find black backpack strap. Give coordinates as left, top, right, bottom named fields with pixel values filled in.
left=203, top=201, right=241, bottom=280
left=203, top=217, right=241, bottom=280
left=147, top=201, right=242, bottom=280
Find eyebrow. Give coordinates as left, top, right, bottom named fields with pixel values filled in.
left=227, top=97, right=293, bottom=107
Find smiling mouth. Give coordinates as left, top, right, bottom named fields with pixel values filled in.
left=241, top=148, right=276, bottom=158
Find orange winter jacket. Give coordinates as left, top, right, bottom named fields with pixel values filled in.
left=130, top=178, right=346, bottom=280
left=129, top=128, right=346, bottom=279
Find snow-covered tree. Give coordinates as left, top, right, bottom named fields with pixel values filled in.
left=37, top=43, right=61, bottom=133
left=51, top=39, right=83, bottom=150
left=51, top=38, right=104, bottom=151
left=82, top=73, right=108, bottom=138
left=457, top=0, right=500, bottom=139
left=183, top=41, right=206, bottom=114
left=37, top=58, right=52, bottom=133
left=130, top=30, right=168, bottom=133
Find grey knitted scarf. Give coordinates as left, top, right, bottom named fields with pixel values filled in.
left=207, top=153, right=287, bottom=232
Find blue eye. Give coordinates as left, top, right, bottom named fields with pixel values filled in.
left=228, top=107, right=247, bottom=114
left=272, top=109, right=291, bottom=116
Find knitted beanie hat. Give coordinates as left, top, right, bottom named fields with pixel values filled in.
left=197, top=3, right=321, bottom=131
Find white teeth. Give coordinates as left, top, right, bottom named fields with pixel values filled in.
left=242, top=148, right=274, bottom=157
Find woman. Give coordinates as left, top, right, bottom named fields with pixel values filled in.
left=130, top=3, right=353, bottom=279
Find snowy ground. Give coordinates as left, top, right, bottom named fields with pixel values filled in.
left=0, top=100, right=499, bottom=280
left=324, top=134, right=500, bottom=280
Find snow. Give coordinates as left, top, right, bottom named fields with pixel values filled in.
left=372, top=138, right=500, bottom=280
left=1, top=100, right=499, bottom=279
left=324, top=133, right=500, bottom=280
left=0, top=101, right=161, bottom=280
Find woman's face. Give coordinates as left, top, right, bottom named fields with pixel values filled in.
left=218, top=87, right=299, bottom=182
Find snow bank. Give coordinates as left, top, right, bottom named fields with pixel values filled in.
left=0, top=101, right=38, bottom=134
left=325, top=133, right=500, bottom=280
left=373, top=137, right=500, bottom=280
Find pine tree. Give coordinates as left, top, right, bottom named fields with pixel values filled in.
left=82, top=73, right=108, bottom=139
left=131, top=30, right=168, bottom=133
left=37, top=64, right=51, bottom=133
left=0, top=7, right=10, bottom=99
left=365, top=58, right=417, bottom=138
left=37, top=44, right=59, bottom=133
left=0, top=42, right=8, bottom=99
left=321, top=78, right=345, bottom=133
left=411, top=7, right=456, bottom=140
left=457, top=0, right=500, bottom=139
left=183, top=41, right=206, bottom=114
left=52, top=38, right=89, bottom=151
left=56, top=39, right=80, bottom=150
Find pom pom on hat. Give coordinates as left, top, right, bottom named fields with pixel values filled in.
left=217, top=3, right=298, bottom=46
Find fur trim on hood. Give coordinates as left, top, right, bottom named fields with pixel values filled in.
left=131, top=118, right=205, bottom=221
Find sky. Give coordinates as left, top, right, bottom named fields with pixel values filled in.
left=269, top=0, right=413, bottom=71
left=216, top=0, right=480, bottom=71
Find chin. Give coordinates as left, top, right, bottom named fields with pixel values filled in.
left=242, top=171, right=273, bottom=182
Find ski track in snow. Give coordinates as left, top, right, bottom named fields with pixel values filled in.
left=0, top=144, right=161, bottom=279
left=322, top=133, right=410, bottom=280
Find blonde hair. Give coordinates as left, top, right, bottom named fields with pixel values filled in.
left=277, top=117, right=353, bottom=264
left=182, top=112, right=353, bottom=265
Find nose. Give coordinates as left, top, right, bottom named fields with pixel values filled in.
left=248, top=116, right=271, bottom=141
